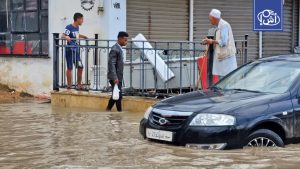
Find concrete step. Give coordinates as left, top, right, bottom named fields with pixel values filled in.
left=51, top=90, right=158, bottom=113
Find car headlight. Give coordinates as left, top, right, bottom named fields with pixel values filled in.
left=189, top=113, right=236, bottom=126
left=144, top=106, right=153, bottom=119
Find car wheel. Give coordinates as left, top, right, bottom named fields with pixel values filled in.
left=245, top=129, right=284, bottom=148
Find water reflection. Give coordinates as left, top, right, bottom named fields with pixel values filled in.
left=0, top=102, right=299, bottom=168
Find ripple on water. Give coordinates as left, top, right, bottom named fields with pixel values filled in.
left=0, top=102, right=300, bottom=168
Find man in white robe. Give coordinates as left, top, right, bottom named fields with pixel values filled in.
left=202, top=9, right=237, bottom=78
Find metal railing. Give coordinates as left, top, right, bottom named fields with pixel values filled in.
left=53, top=33, right=249, bottom=97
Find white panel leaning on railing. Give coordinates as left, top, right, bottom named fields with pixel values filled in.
left=132, top=33, right=175, bottom=82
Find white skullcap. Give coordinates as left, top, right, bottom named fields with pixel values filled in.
left=209, top=9, right=221, bottom=19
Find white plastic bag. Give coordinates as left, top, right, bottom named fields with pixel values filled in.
left=112, top=85, right=120, bottom=100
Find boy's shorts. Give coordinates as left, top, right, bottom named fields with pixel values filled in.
left=65, top=48, right=83, bottom=70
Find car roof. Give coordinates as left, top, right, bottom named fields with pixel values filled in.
left=259, top=54, right=300, bottom=62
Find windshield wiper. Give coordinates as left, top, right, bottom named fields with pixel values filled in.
left=209, top=86, right=223, bottom=91
left=231, top=88, right=262, bottom=93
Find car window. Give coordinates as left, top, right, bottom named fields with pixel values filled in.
left=216, top=60, right=300, bottom=94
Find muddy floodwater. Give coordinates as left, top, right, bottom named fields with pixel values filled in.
left=1, top=101, right=300, bottom=169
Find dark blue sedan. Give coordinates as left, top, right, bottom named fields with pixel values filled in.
left=140, top=55, right=300, bottom=150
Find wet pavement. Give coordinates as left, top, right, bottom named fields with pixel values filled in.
left=0, top=101, right=300, bottom=169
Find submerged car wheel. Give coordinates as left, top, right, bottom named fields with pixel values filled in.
left=246, top=129, right=284, bottom=148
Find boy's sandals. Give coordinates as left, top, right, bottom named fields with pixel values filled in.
left=76, top=85, right=89, bottom=91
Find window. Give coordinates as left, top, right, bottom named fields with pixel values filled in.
left=0, top=0, right=48, bottom=57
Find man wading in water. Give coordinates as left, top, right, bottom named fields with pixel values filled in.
left=106, top=32, right=129, bottom=112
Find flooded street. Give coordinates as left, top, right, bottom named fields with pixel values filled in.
left=0, top=102, right=300, bottom=169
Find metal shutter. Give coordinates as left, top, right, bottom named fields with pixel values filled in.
left=126, top=0, right=189, bottom=41
left=262, top=0, right=295, bottom=56
left=193, top=0, right=259, bottom=60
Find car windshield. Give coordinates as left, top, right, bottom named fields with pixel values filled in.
left=215, top=60, right=300, bottom=94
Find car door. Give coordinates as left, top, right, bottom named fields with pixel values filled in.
left=268, top=93, right=294, bottom=138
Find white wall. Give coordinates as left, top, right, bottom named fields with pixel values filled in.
left=0, top=57, right=53, bottom=95
left=0, top=0, right=126, bottom=95
left=98, top=0, right=127, bottom=87
left=106, top=0, right=127, bottom=39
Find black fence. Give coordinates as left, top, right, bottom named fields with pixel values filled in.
left=53, top=33, right=249, bottom=97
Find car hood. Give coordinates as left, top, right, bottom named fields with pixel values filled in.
left=154, top=90, right=282, bottom=114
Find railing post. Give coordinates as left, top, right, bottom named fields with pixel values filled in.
left=61, top=37, right=65, bottom=87
left=53, top=33, right=60, bottom=91
left=244, top=34, right=249, bottom=64
left=142, top=41, right=145, bottom=96
left=154, top=42, right=158, bottom=95
left=106, top=40, right=110, bottom=89
left=180, top=42, right=183, bottom=94
left=94, top=34, right=99, bottom=90
left=193, top=42, right=196, bottom=91
left=166, top=42, right=170, bottom=94
left=130, top=41, right=133, bottom=89
left=94, top=34, right=99, bottom=65
left=85, top=39, right=89, bottom=86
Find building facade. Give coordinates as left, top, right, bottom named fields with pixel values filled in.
left=0, top=0, right=299, bottom=95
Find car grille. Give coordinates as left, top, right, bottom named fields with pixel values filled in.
left=150, top=111, right=189, bottom=127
